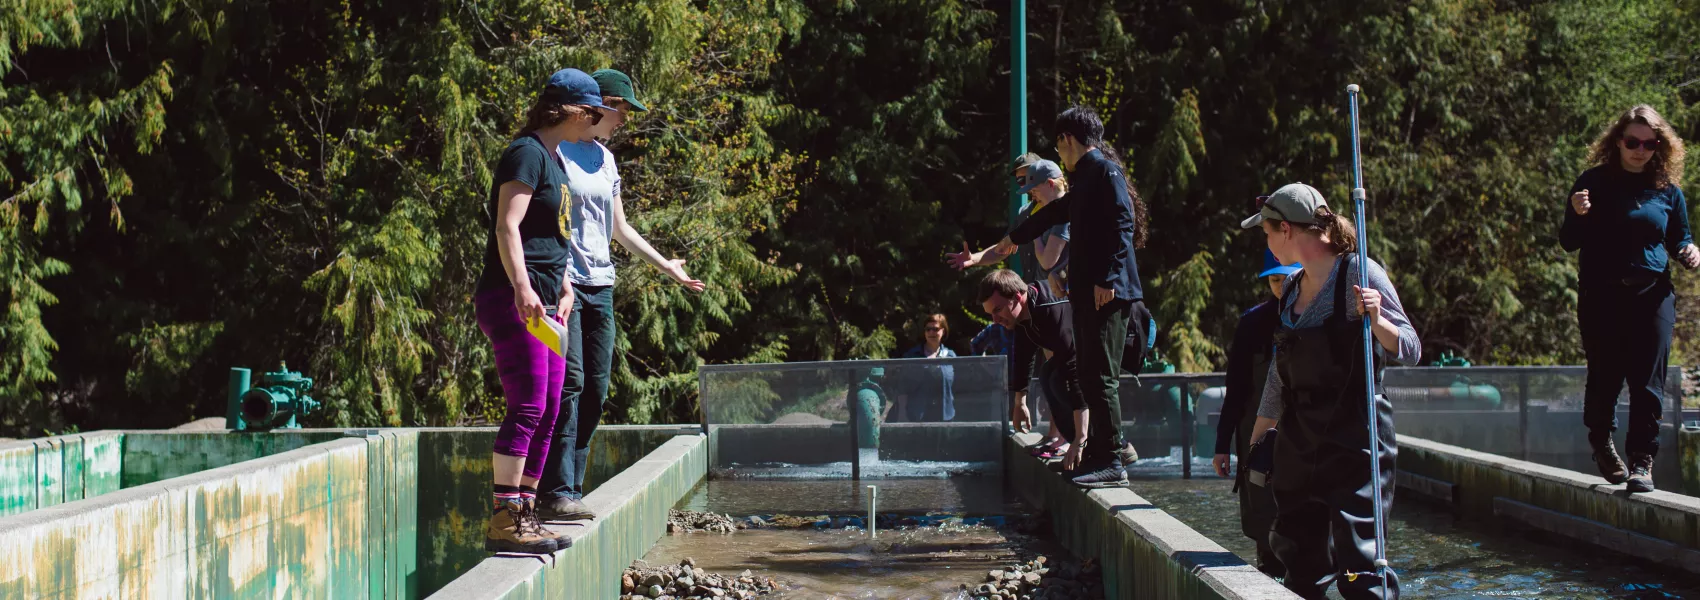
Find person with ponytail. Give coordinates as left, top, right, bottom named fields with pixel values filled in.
left=1241, top=183, right=1420, bottom=599
left=472, top=68, right=613, bottom=554
left=1562, top=104, right=1696, bottom=494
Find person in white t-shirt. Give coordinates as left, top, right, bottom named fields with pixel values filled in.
left=537, top=69, right=706, bottom=521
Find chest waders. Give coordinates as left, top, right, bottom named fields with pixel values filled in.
left=1266, top=255, right=1398, bottom=599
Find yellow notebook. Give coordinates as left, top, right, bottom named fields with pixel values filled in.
left=526, top=314, right=571, bottom=357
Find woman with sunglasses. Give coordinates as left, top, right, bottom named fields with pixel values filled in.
left=1243, top=183, right=1420, bottom=600
left=473, top=68, right=612, bottom=554
left=1561, top=104, right=1696, bottom=493
left=894, top=313, right=959, bottom=422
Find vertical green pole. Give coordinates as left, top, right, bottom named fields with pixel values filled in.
left=227, top=368, right=251, bottom=431
left=1009, top=0, right=1027, bottom=276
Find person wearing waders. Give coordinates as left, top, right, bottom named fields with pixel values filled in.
left=970, top=106, right=1149, bottom=488
left=473, top=68, right=614, bottom=553
left=536, top=68, right=707, bottom=522
left=1242, top=183, right=1420, bottom=599
left=978, top=269, right=1092, bottom=471
left=1211, top=249, right=1299, bottom=578
left=1561, top=104, right=1698, bottom=493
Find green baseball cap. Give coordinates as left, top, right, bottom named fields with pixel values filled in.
left=1240, top=183, right=1328, bottom=229
left=590, top=69, right=648, bottom=112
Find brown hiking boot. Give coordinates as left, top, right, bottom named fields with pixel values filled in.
left=1589, top=433, right=1627, bottom=485
left=1627, top=454, right=1655, bottom=493
left=485, top=498, right=567, bottom=554
left=538, top=496, right=597, bottom=521
left=1117, top=443, right=1140, bottom=467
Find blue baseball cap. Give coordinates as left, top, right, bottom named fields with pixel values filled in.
left=541, top=68, right=612, bottom=110
left=1258, top=249, right=1300, bottom=278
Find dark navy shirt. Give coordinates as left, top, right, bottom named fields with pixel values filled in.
left=1561, top=165, right=1692, bottom=287
left=1008, top=149, right=1144, bottom=303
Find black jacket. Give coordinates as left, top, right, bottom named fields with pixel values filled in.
left=1215, top=299, right=1280, bottom=455
left=1009, top=283, right=1075, bottom=392
left=1008, top=149, right=1144, bottom=302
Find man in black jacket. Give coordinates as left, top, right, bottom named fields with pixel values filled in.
left=958, top=106, right=1147, bottom=487
left=980, top=269, right=1088, bottom=467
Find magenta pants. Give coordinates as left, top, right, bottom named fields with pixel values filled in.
left=476, top=287, right=566, bottom=480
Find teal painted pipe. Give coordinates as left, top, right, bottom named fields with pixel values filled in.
left=227, top=368, right=251, bottom=430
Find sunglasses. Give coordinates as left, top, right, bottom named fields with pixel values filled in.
left=925, top=326, right=944, bottom=332
left=1622, top=136, right=1662, bottom=151
left=1256, top=195, right=1291, bottom=222
left=1015, top=175, right=1028, bottom=187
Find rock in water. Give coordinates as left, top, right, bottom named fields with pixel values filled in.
left=1023, top=572, right=1043, bottom=585
left=988, top=570, right=1005, bottom=582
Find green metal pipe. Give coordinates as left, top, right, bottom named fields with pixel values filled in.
left=1008, top=0, right=1027, bottom=275
left=226, top=368, right=251, bottom=430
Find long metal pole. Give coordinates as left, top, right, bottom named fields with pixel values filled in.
left=1347, top=83, right=1389, bottom=581
left=1009, top=0, right=1027, bottom=275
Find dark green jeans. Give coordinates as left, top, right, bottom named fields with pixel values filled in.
left=539, top=284, right=615, bottom=501
left=1072, top=296, right=1151, bottom=466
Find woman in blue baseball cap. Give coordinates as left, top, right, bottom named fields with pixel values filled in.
left=472, top=68, right=612, bottom=554
left=1211, top=249, right=1298, bottom=578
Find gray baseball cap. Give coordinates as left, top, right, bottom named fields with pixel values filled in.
left=1017, top=159, right=1064, bottom=195
left=1240, top=183, right=1328, bottom=229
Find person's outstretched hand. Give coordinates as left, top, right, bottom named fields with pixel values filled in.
left=946, top=242, right=983, bottom=270
left=663, top=259, right=707, bottom=292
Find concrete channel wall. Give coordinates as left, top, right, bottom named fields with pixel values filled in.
left=426, top=434, right=709, bottom=600
left=0, top=432, right=123, bottom=518
left=1398, top=435, right=1700, bottom=575
left=0, top=431, right=420, bottom=598
left=1004, top=433, right=1299, bottom=600
left=413, top=425, right=699, bottom=596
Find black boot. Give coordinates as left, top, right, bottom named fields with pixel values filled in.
left=1626, top=453, right=1655, bottom=493
left=1588, top=432, right=1627, bottom=485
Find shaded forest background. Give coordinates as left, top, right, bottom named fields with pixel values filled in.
left=5, top=0, right=1700, bottom=436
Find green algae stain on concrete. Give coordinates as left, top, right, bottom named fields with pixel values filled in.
left=121, top=430, right=345, bottom=489
left=85, top=432, right=124, bottom=498
left=35, top=438, right=65, bottom=508
left=0, top=441, right=39, bottom=517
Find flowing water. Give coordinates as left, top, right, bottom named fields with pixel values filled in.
left=640, top=478, right=1081, bottom=600
left=1130, top=476, right=1699, bottom=599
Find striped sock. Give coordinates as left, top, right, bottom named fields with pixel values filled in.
left=519, top=486, right=538, bottom=504
left=493, top=484, right=522, bottom=513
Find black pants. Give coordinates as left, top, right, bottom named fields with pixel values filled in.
left=540, top=285, right=616, bottom=501
left=1039, top=357, right=1082, bottom=441
left=1235, top=405, right=1283, bottom=576
left=1578, top=278, right=1674, bottom=458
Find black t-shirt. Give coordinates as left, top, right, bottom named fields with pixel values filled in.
left=475, top=134, right=572, bottom=307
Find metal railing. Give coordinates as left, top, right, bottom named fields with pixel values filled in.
left=699, top=359, right=1687, bottom=481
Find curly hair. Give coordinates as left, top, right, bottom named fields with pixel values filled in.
left=518, top=101, right=601, bottom=135
left=1588, top=104, right=1687, bottom=189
